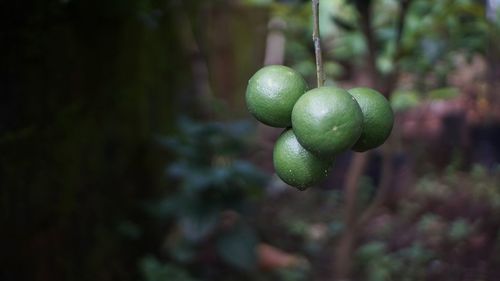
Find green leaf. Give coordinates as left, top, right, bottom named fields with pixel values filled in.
left=180, top=210, right=219, bottom=242
left=140, top=256, right=198, bottom=281
left=231, top=160, right=268, bottom=188
left=356, top=241, right=387, bottom=262
left=324, top=61, right=344, bottom=78
left=147, top=194, right=186, bottom=219
left=390, top=90, right=422, bottom=112
left=427, top=87, right=460, bottom=100
left=216, top=221, right=258, bottom=271
left=293, top=61, right=316, bottom=78
left=397, top=243, right=434, bottom=262
left=168, top=238, right=197, bottom=263
left=376, top=55, right=394, bottom=74
left=448, top=219, right=472, bottom=241
left=241, top=0, right=273, bottom=6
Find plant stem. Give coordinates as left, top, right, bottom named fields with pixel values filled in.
left=312, top=0, right=324, bottom=87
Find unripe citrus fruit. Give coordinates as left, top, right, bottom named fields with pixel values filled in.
left=348, top=87, right=394, bottom=152
left=273, top=129, right=333, bottom=190
left=246, top=65, right=308, bottom=127
left=291, top=87, right=363, bottom=157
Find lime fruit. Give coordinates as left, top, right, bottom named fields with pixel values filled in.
left=246, top=65, right=308, bottom=127
left=273, top=129, right=333, bottom=190
left=348, top=87, right=394, bottom=152
left=291, top=87, right=363, bottom=157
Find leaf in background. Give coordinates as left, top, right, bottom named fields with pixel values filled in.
left=216, top=221, right=259, bottom=271
left=376, top=54, right=394, bottom=75
left=427, top=87, right=460, bottom=100
left=323, top=61, right=344, bottom=78
left=242, top=0, right=273, bottom=6
left=330, top=14, right=356, bottom=31
left=397, top=243, right=434, bottom=264
left=331, top=32, right=366, bottom=60
left=147, top=194, right=186, bottom=219
left=448, top=219, right=472, bottom=241
left=183, top=168, right=213, bottom=192
left=356, top=241, right=387, bottom=262
left=168, top=236, right=197, bottom=263
left=140, top=256, right=198, bottom=281
left=292, top=61, right=316, bottom=78
left=210, top=165, right=233, bottom=186
left=232, top=160, right=269, bottom=188
left=417, top=213, right=443, bottom=234
left=180, top=209, right=219, bottom=242
left=390, top=90, right=422, bottom=112
left=166, top=162, right=189, bottom=179
left=221, top=119, right=254, bottom=139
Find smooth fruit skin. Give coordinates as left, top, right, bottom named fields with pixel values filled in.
left=273, top=129, right=333, bottom=190
left=348, top=87, right=394, bottom=152
left=291, top=87, right=363, bottom=157
left=246, top=65, right=308, bottom=127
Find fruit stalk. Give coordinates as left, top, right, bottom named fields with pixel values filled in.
left=311, top=0, right=324, bottom=87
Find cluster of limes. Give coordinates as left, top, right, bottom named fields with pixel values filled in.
left=246, top=65, right=394, bottom=190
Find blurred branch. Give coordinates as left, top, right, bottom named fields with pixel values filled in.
left=382, top=0, right=413, bottom=96
left=312, top=0, right=324, bottom=87
left=333, top=4, right=378, bottom=279
left=356, top=1, right=411, bottom=224
left=343, top=153, right=369, bottom=230
left=357, top=139, right=393, bottom=228
left=395, top=0, right=412, bottom=49
left=356, top=0, right=379, bottom=89
left=334, top=152, right=369, bottom=280
left=177, top=1, right=215, bottom=117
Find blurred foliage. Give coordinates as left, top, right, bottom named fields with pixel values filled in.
left=397, top=0, right=488, bottom=89
left=350, top=164, right=500, bottom=280
left=257, top=164, right=500, bottom=281
left=142, top=118, right=268, bottom=280
left=390, top=89, right=422, bottom=112
left=390, top=86, right=460, bottom=111
left=271, top=0, right=490, bottom=97
left=140, top=256, right=198, bottom=281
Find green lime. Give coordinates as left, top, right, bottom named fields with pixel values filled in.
left=246, top=65, right=308, bottom=127
left=273, top=129, right=333, bottom=190
left=291, top=86, right=363, bottom=157
left=348, top=87, right=394, bottom=152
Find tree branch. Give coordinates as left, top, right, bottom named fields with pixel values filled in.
left=312, top=0, right=324, bottom=87
left=356, top=0, right=379, bottom=89
left=382, top=0, right=413, bottom=96
left=334, top=152, right=369, bottom=280
left=356, top=141, right=393, bottom=228
left=395, top=0, right=412, bottom=57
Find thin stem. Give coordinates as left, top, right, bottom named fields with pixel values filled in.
left=312, top=0, right=324, bottom=87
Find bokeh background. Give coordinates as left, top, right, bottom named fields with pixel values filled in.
left=2, top=0, right=500, bottom=280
